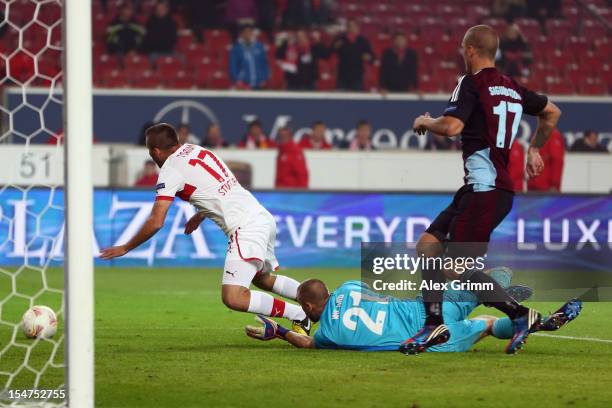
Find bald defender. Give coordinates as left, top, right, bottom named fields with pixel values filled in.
left=405, top=25, right=562, bottom=354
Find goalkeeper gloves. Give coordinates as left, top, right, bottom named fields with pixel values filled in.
left=245, top=314, right=290, bottom=341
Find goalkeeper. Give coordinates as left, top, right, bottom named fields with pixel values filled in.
left=246, top=269, right=581, bottom=352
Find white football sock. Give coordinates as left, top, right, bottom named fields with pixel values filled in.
left=247, top=290, right=306, bottom=321
left=272, top=275, right=300, bottom=300
left=247, top=290, right=274, bottom=315
left=283, top=302, right=307, bottom=321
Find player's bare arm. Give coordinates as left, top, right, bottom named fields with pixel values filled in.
left=413, top=112, right=464, bottom=137
left=184, top=211, right=206, bottom=235
left=283, top=331, right=315, bottom=348
left=527, top=101, right=562, bottom=178
left=100, top=199, right=173, bottom=259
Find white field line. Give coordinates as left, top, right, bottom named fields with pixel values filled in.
left=532, top=333, right=612, bottom=344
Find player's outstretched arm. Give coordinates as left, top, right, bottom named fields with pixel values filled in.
left=284, top=331, right=315, bottom=349
left=184, top=211, right=206, bottom=235
left=527, top=101, right=562, bottom=178
left=99, top=199, right=173, bottom=259
left=413, top=112, right=464, bottom=137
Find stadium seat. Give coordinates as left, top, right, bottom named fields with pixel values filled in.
left=595, top=39, right=612, bottom=61
left=547, top=50, right=572, bottom=67
left=103, top=69, right=130, bottom=88
left=176, top=30, right=195, bottom=52
left=124, top=54, right=151, bottom=72
left=583, top=20, right=608, bottom=40
left=564, top=36, right=590, bottom=58
left=184, top=44, right=210, bottom=68
left=269, top=64, right=285, bottom=90
left=418, top=20, right=448, bottom=38
left=363, top=65, right=380, bottom=92
left=156, top=56, right=184, bottom=77
left=204, top=30, right=232, bottom=54
left=581, top=80, right=608, bottom=95
left=131, top=70, right=162, bottom=89
left=207, top=70, right=231, bottom=89
left=601, top=64, right=612, bottom=88
left=98, top=54, right=119, bottom=71
left=515, top=18, right=542, bottom=40
left=316, top=72, right=336, bottom=91
left=418, top=74, right=441, bottom=93
left=481, top=17, right=508, bottom=34
left=565, top=64, right=583, bottom=84
left=447, top=18, right=472, bottom=39
left=166, top=71, right=195, bottom=89
left=92, top=12, right=111, bottom=42
left=546, top=80, right=575, bottom=95
left=546, top=19, right=575, bottom=39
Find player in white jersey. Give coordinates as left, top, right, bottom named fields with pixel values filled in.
left=100, top=123, right=311, bottom=335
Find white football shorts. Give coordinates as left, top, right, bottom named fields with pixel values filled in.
left=221, top=210, right=279, bottom=288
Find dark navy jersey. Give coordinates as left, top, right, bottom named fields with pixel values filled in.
left=443, top=67, right=548, bottom=192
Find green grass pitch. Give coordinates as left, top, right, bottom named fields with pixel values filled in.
left=1, top=267, right=612, bottom=407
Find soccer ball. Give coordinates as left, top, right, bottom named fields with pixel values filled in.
left=21, top=305, right=58, bottom=339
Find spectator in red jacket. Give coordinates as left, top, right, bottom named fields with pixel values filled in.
left=528, top=129, right=565, bottom=192
left=275, top=126, right=309, bottom=189
left=239, top=120, right=276, bottom=149
left=299, top=121, right=332, bottom=150
left=134, top=160, right=159, bottom=187
left=508, top=139, right=525, bottom=192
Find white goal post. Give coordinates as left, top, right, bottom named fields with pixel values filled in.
left=63, top=0, right=94, bottom=407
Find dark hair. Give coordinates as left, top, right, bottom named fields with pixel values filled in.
left=312, top=121, right=325, bottom=128
left=584, top=130, right=597, bottom=137
left=356, top=120, right=370, bottom=128
left=145, top=123, right=179, bottom=150
left=393, top=31, right=406, bottom=39
left=240, top=22, right=255, bottom=33
left=248, top=119, right=262, bottom=130
left=177, top=123, right=190, bottom=131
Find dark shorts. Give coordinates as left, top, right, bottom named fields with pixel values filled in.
left=425, top=185, right=514, bottom=247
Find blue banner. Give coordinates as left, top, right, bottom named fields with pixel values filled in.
left=0, top=189, right=610, bottom=268
left=7, top=90, right=612, bottom=148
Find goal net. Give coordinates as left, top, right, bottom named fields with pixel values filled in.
left=0, top=1, right=93, bottom=406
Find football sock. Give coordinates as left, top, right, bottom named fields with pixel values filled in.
left=272, top=275, right=300, bottom=300
left=247, top=290, right=273, bottom=315
left=247, top=291, right=306, bottom=321
left=492, top=318, right=513, bottom=339
left=421, top=267, right=445, bottom=326
left=461, top=270, right=529, bottom=319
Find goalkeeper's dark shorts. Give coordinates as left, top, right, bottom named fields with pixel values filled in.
left=425, top=184, right=514, bottom=256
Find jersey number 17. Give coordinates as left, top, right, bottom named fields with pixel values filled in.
left=188, top=149, right=229, bottom=183
left=493, top=101, right=523, bottom=149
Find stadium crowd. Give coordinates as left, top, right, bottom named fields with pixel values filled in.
left=93, top=0, right=610, bottom=94
left=133, top=116, right=610, bottom=191
left=0, top=0, right=609, bottom=93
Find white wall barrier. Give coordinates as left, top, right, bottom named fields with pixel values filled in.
left=0, top=144, right=610, bottom=192
left=0, top=145, right=110, bottom=186
left=115, top=147, right=612, bottom=193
